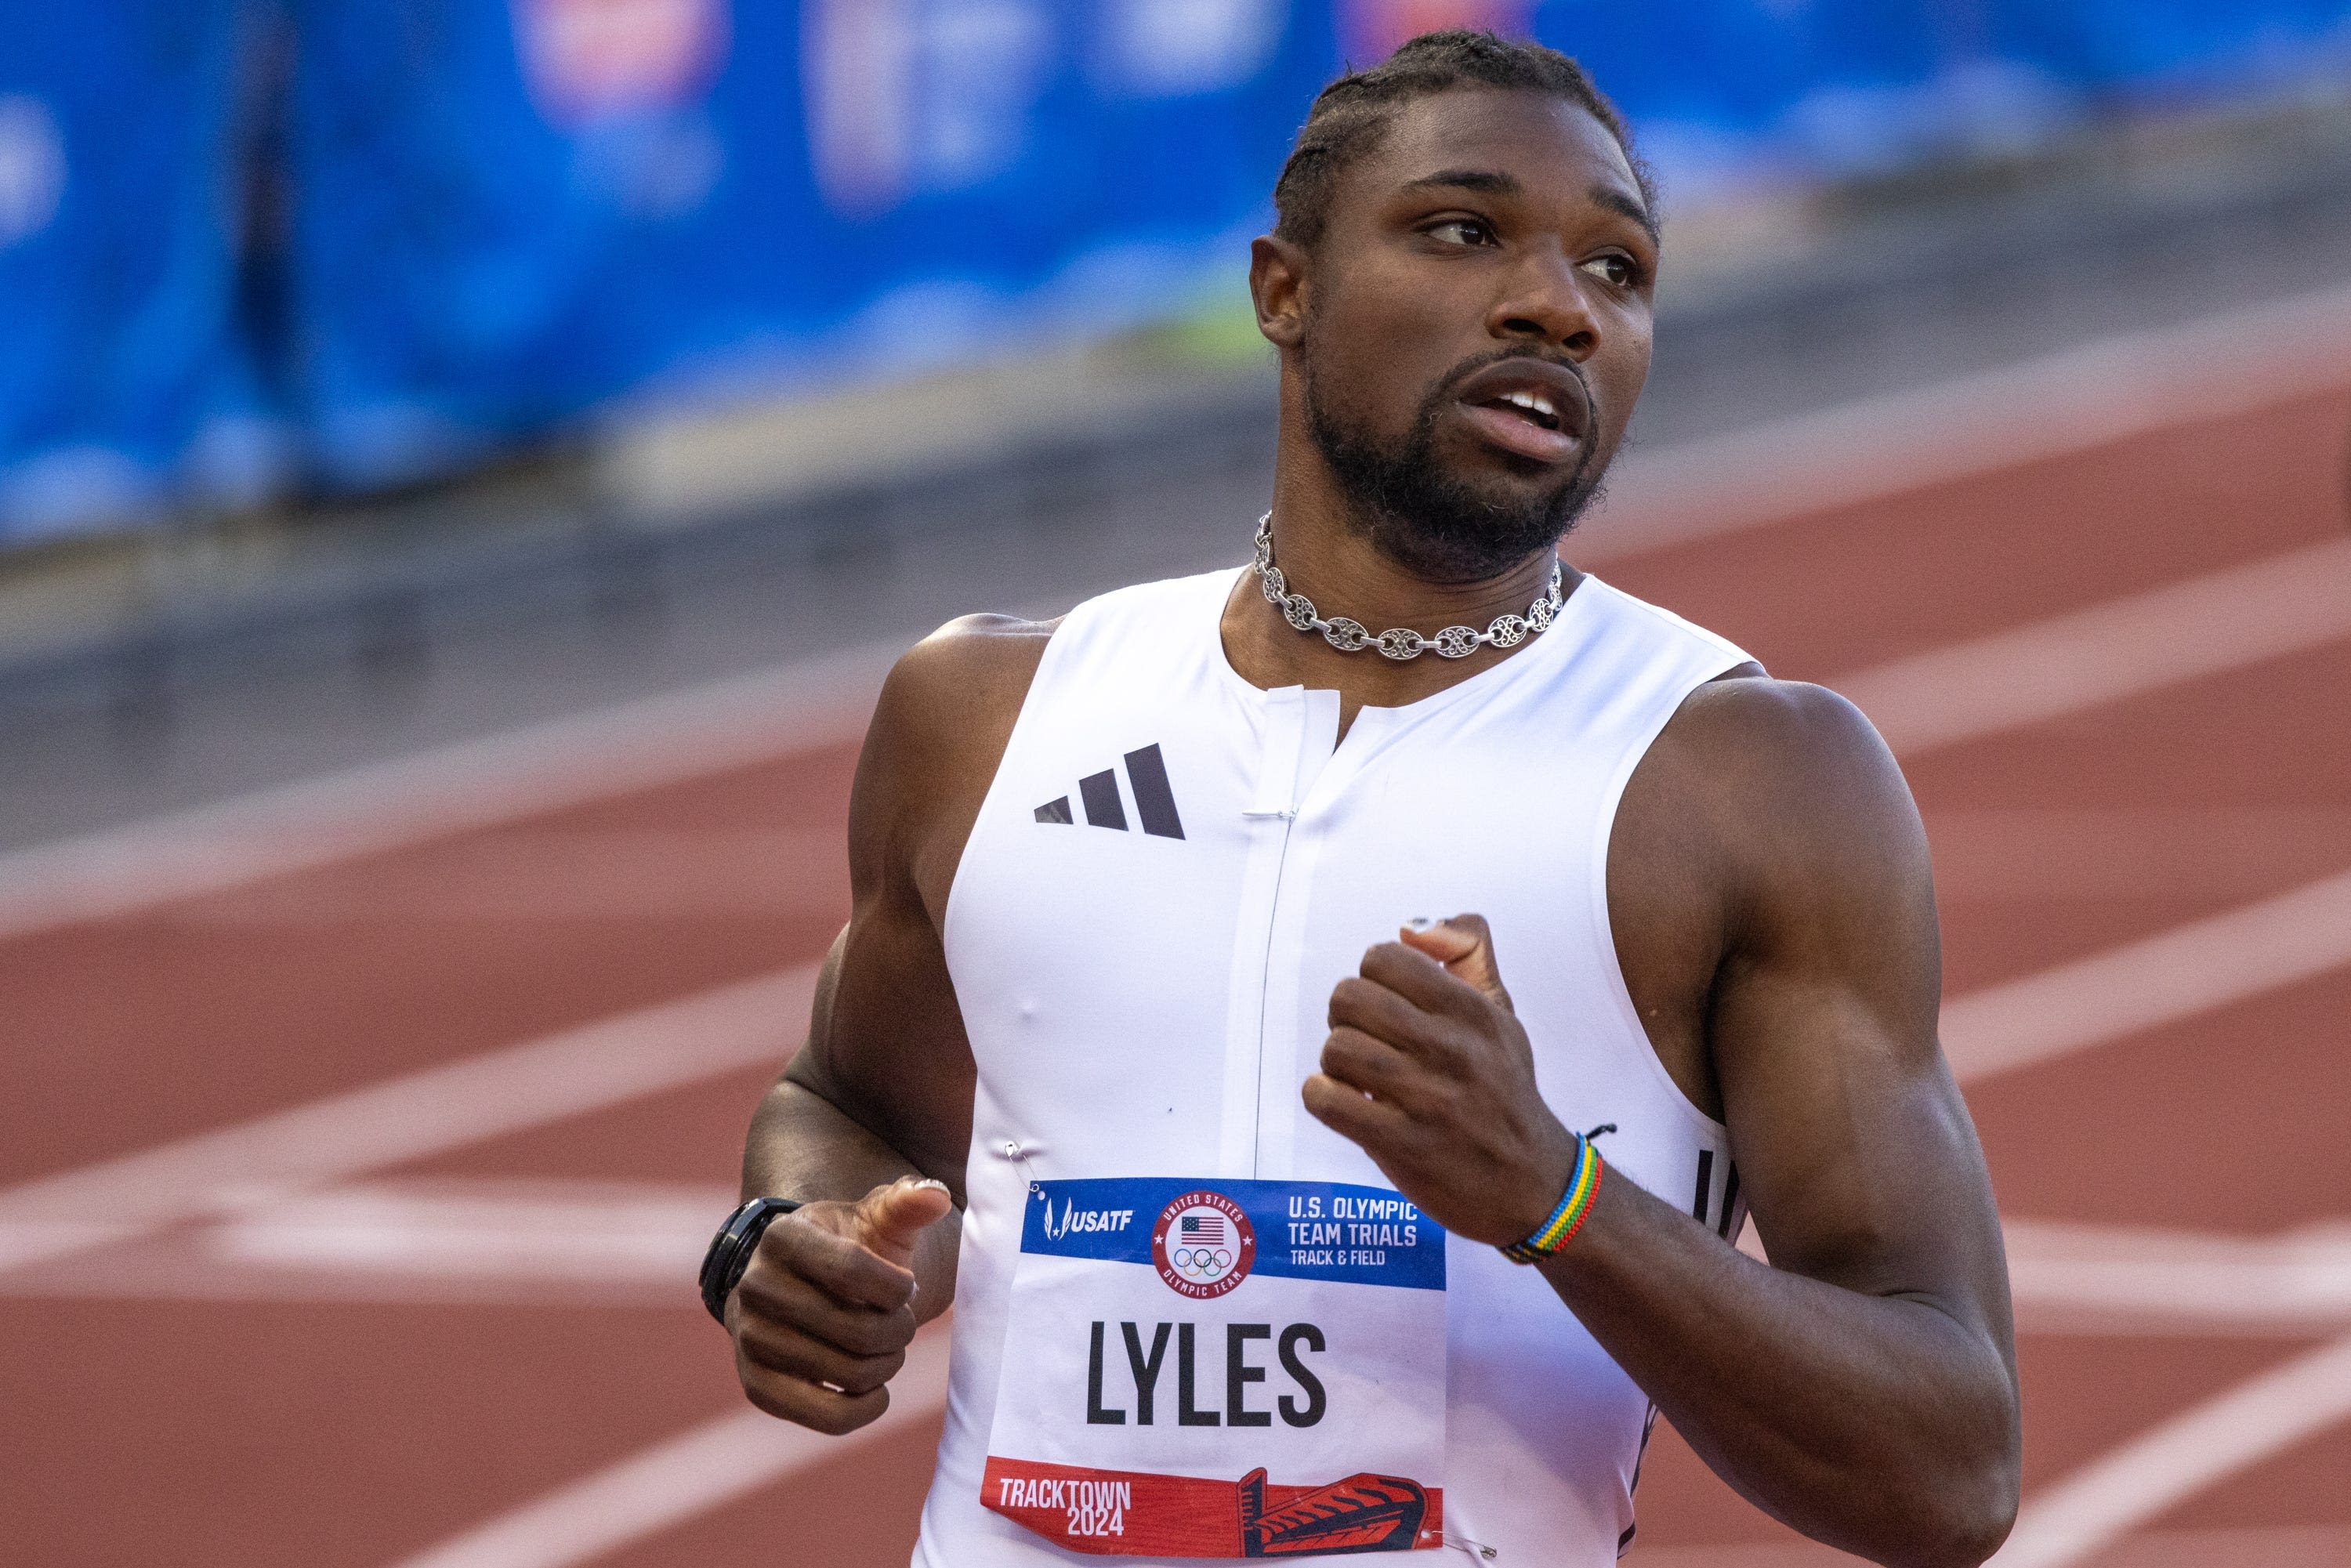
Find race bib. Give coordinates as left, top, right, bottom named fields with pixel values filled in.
left=982, top=1176, right=1447, bottom=1556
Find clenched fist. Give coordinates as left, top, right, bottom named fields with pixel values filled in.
left=728, top=1175, right=955, bottom=1433
left=1302, top=915, right=1581, bottom=1248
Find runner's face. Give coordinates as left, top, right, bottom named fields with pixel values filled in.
left=1297, top=90, right=1657, bottom=580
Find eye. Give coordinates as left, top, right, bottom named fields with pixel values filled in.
left=1581, top=253, right=1639, bottom=288
left=1425, top=217, right=1496, bottom=248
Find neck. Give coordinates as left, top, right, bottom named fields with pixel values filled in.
left=1219, top=440, right=1581, bottom=733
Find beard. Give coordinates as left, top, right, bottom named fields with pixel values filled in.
left=1303, top=344, right=1610, bottom=582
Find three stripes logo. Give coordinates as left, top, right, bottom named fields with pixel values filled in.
left=1034, top=744, right=1185, bottom=840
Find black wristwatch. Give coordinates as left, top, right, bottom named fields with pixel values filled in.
left=700, top=1196, right=802, bottom=1324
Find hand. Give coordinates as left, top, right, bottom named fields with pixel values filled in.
left=728, top=1175, right=954, bottom=1433
left=1302, top=915, right=1581, bottom=1248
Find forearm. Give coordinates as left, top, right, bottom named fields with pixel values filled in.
left=1541, top=1171, right=2017, bottom=1568
left=743, top=1077, right=962, bottom=1324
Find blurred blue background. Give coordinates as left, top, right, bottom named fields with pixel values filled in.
left=5, top=0, right=2349, bottom=543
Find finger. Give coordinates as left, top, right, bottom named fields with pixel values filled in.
left=760, top=1213, right=918, bottom=1313
left=737, top=1316, right=908, bottom=1396
left=737, top=1356, right=892, bottom=1436
left=1327, top=976, right=1462, bottom=1067
left=853, top=1177, right=955, bottom=1267
left=1400, top=914, right=1512, bottom=1012
left=1318, top=1026, right=1426, bottom=1108
left=733, top=1262, right=918, bottom=1358
left=1358, top=939, right=1491, bottom=1022
left=1301, top=1070, right=1410, bottom=1148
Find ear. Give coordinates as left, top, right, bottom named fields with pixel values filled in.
left=1249, top=234, right=1308, bottom=350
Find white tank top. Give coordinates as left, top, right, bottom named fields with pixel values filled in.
left=919, top=564, right=1753, bottom=1565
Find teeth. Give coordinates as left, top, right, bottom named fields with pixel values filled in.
left=1502, top=390, right=1558, bottom=420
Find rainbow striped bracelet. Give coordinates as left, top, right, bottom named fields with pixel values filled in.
left=1500, top=1135, right=1604, bottom=1264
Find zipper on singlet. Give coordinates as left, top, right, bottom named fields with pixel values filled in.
left=1221, top=688, right=1340, bottom=1180
left=1244, top=808, right=1302, bottom=1180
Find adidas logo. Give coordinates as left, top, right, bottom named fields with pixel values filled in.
left=1034, top=743, right=1185, bottom=839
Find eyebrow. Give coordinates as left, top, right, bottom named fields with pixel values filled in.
left=1402, top=168, right=1520, bottom=196
left=1401, top=168, right=1660, bottom=245
left=1589, top=183, right=1661, bottom=245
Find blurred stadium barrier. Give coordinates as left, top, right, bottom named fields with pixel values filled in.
left=4, top=0, right=2349, bottom=543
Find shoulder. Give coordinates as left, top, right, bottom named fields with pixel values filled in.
left=1641, top=672, right=1931, bottom=900
left=871, top=565, right=1233, bottom=743
left=883, top=612, right=1058, bottom=712
left=864, top=613, right=1059, bottom=759
left=1665, top=672, right=1894, bottom=787
left=893, top=610, right=1061, bottom=686
left=850, top=614, right=1060, bottom=896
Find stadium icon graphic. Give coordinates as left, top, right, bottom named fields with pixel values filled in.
left=1150, top=1190, right=1254, bottom=1298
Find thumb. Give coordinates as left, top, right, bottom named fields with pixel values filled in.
left=1400, top=914, right=1513, bottom=1012
left=852, top=1176, right=955, bottom=1268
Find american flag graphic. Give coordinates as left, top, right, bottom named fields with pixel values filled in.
left=1180, top=1214, right=1226, bottom=1244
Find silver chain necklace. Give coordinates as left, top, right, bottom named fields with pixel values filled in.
left=1251, top=512, right=1564, bottom=661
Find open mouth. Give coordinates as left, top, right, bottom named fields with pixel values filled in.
left=1447, top=357, right=1590, bottom=465
left=1479, top=388, right=1565, bottom=433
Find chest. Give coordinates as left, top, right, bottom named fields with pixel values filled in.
left=942, top=668, right=1704, bottom=1197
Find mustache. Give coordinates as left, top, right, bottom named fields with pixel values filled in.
left=1427, top=347, right=1593, bottom=410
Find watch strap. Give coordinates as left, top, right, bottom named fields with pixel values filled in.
left=701, top=1196, right=802, bottom=1324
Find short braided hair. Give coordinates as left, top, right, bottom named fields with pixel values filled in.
left=1273, top=30, right=1652, bottom=251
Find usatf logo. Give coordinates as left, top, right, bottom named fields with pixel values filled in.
left=1150, top=1190, right=1254, bottom=1298
left=1038, top=1197, right=1134, bottom=1241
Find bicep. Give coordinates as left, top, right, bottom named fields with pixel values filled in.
left=781, top=621, right=1039, bottom=1194
left=1704, top=690, right=2008, bottom=1337
left=788, top=896, right=975, bottom=1192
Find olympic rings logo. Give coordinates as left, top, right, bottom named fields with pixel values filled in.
left=1168, top=1246, right=1234, bottom=1277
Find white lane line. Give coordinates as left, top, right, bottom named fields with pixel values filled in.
left=5, top=284, right=2347, bottom=951
left=6, top=864, right=2343, bottom=1281
left=383, top=863, right=2340, bottom=1558
left=2005, top=1216, right=2351, bottom=1334
left=14, top=519, right=2335, bottom=936
left=0, top=1177, right=738, bottom=1305
left=2051, top=1523, right=2351, bottom=1568
left=0, top=646, right=897, bottom=945
left=1990, top=1331, right=2351, bottom=1568
left=1583, top=275, right=2351, bottom=562
left=26, top=1166, right=2351, bottom=1338
left=172, top=827, right=844, bottom=925
left=205, top=1178, right=734, bottom=1283
left=352, top=858, right=2351, bottom=1550
left=1630, top=1523, right=2351, bottom=1568
left=9, top=525, right=2338, bottom=947
left=1942, top=867, right=2351, bottom=1084
left=400, top=1256, right=2351, bottom=1568
left=319, top=860, right=2351, bottom=1559
left=387, top=1330, right=952, bottom=1568
left=0, top=966, right=814, bottom=1274
left=1837, top=537, right=2351, bottom=759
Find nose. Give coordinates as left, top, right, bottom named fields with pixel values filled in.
left=1486, top=246, right=1602, bottom=360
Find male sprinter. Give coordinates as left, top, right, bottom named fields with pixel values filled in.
left=704, top=31, right=2019, bottom=1567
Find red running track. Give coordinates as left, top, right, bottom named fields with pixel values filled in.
left=3, top=359, right=2349, bottom=1568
